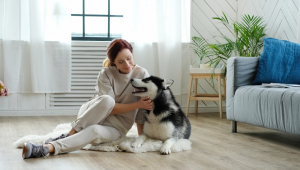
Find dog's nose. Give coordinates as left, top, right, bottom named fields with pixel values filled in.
left=131, top=79, right=134, bottom=82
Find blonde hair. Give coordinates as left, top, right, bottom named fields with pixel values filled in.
left=103, top=58, right=112, bottom=67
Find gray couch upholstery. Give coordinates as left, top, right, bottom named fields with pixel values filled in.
left=226, top=57, right=300, bottom=135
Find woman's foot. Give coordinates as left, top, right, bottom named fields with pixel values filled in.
left=43, top=133, right=69, bottom=144
left=22, top=143, right=49, bottom=159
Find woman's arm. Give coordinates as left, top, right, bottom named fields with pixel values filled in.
left=110, top=97, right=153, bottom=115
left=136, top=123, right=143, bottom=135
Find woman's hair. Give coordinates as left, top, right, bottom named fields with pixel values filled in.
left=103, top=39, right=133, bottom=67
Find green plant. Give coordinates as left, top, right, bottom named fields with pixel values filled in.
left=191, top=12, right=266, bottom=77
left=191, top=36, right=212, bottom=66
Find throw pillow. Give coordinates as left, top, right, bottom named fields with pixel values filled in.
left=253, top=38, right=300, bottom=84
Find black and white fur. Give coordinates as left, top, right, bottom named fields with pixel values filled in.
left=130, top=76, right=191, bottom=155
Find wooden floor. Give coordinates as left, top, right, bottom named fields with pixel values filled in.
left=1, top=113, right=300, bottom=170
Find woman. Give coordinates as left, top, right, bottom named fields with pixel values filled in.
left=22, top=39, right=153, bottom=159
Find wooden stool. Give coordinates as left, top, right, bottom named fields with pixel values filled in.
left=186, top=73, right=226, bottom=118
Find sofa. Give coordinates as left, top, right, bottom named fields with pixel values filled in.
left=226, top=56, right=300, bottom=135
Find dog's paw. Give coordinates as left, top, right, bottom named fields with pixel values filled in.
left=116, top=145, right=126, bottom=152
left=131, top=141, right=142, bottom=148
left=160, top=146, right=171, bottom=155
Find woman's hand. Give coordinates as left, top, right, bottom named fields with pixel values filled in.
left=111, top=97, right=153, bottom=115
left=138, top=97, right=154, bottom=110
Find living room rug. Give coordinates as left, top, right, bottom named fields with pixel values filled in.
left=13, top=123, right=191, bottom=153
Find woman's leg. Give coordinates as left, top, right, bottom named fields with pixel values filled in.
left=44, top=95, right=115, bottom=144
left=66, top=101, right=91, bottom=135
left=71, top=95, right=115, bottom=133
left=49, top=124, right=121, bottom=155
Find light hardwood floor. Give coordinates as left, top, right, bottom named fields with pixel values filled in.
left=1, top=113, right=300, bottom=170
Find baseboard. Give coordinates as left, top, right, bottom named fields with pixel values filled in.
left=0, top=109, right=78, bottom=116
left=0, top=106, right=226, bottom=116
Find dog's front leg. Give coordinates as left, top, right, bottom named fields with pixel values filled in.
left=160, top=138, right=177, bottom=155
left=131, top=134, right=148, bottom=148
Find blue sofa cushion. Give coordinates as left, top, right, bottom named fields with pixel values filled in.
left=253, top=38, right=300, bottom=84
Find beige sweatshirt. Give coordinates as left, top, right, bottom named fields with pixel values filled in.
left=95, top=65, right=149, bottom=135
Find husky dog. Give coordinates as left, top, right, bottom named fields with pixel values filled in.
left=130, top=76, right=191, bottom=155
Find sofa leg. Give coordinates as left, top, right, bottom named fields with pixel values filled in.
left=231, top=121, right=237, bottom=133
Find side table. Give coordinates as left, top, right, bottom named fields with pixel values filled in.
left=186, top=73, right=226, bottom=118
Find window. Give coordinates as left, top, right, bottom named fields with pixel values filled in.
left=70, top=0, right=124, bottom=41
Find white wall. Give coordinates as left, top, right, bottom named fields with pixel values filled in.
left=238, top=0, right=299, bottom=43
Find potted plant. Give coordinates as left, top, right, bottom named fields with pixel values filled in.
left=191, top=12, right=266, bottom=78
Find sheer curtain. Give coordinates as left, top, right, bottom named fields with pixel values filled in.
left=2, top=0, right=71, bottom=93
left=123, top=0, right=190, bottom=95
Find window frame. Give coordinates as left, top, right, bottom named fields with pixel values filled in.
left=71, top=0, right=123, bottom=41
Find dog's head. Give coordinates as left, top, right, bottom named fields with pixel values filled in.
left=131, top=76, right=174, bottom=99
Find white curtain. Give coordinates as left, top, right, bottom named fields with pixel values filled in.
left=123, top=0, right=190, bottom=95
left=2, top=0, right=71, bottom=93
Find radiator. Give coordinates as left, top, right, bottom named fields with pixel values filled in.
left=49, top=41, right=109, bottom=109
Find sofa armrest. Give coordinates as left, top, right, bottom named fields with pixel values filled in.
left=226, top=57, right=259, bottom=120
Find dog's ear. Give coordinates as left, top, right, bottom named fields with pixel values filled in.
left=163, top=79, right=174, bottom=89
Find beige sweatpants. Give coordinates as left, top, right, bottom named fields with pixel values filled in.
left=50, top=95, right=122, bottom=155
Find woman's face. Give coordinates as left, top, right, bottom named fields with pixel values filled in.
left=113, top=48, right=135, bottom=74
